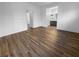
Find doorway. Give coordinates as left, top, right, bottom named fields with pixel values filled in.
left=26, top=11, right=33, bottom=30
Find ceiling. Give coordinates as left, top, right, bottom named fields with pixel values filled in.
left=30, top=2, right=52, bottom=6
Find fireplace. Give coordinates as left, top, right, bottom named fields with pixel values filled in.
left=50, top=21, right=57, bottom=26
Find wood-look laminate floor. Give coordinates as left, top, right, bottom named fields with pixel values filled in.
left=0, top=26, right=79, bottom=57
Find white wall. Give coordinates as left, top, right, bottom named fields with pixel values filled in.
left=0, top=2, right=42, bottom=37
left=42, top=2, right=79, bottom=33
left=57, top=3, right=79, bottom=33
left=41, top=7, right=48, bottom=27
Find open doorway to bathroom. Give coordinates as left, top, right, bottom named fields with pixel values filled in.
left=46, top=6, right=58, bottom=28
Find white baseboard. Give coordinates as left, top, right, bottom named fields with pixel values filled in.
left=0, top=28, right=28, bottom=38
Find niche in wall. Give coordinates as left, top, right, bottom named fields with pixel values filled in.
left=46, top=6, right=58, bottom=27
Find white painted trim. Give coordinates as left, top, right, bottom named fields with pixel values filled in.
left=0, top=28, right=28, bottom=38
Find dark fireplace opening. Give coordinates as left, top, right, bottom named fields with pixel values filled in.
left=50, top=21, right=57, bottom=27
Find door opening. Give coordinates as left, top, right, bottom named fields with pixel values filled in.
left=26, top=10, right=33, bottom=30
